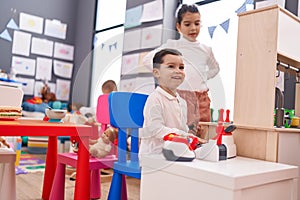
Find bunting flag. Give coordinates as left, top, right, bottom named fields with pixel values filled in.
left=100, top=42, right=118, bottom=51
left=0, top=29, right=12, bottom=42
left=109, top=42, right=117, bottom=51
left=220, top=19, right=230, bottom=33
left=208, top=26, right=217, bottom=39
left=101, top=43, right=105, bottom=50
left=205, top=0, right=254, bottom=39
left=235, top=2, right=247, bottom=14
left=6, top=18, right=19, bottom=30
left=245, top=0, right=254, bottom=4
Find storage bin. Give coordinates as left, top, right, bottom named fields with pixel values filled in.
left=27, top=136, right=48, bottom=154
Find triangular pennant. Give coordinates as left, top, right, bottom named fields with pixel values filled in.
left=208, top=26, right=217, bottom=39
left=245, top=0, right=254, bottom=5
left=109, top=42, right=117, bottom=51
left=220, top=19, right=230, bottom=33
left=6, top=18, right=19, bottom=30
left=0, top=29, right=12, bottom=42
left=235, top=3, right=247, bottom=14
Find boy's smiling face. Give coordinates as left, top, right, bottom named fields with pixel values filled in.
left=153, top=54, right=185, bottom=94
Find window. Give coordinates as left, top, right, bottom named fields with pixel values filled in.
left=90, top=0, right=126, bottom=107
left=95, top=0, right=127, bottom=31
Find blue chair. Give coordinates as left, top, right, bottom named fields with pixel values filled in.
left=107, top=92, right=148, bottom=200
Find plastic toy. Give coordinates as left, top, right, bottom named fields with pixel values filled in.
left=15, top=137, right=22, bottom=166
left=162, top=133, right=198, bottom=161
left=194, top=139, right=219, bottom=161
left=225, top=109, right=230, bottom=123
left=213, top=123, right=237, bottom=159
left=218, top=109, right=224, bottom=122
left=89, top=133, right=112, bottom=158
left=163, top=133, right=199, bottom=150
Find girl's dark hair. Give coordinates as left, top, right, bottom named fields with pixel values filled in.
left=176, top=4, right=199, bottom=24
left=153, top=48, right=182, bottom=69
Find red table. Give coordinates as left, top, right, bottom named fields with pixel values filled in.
left=0, top=118, right=92, bottom=200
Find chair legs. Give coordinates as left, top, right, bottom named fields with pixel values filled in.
left=90, top=169, right=101, bottom=199
left=121, top=175, right=128, bottom=200
left=50, top=164, right=101, bottom=199
left=50, top=163, right=66, bottom=200
left=108, top=172, right=128, bottom=200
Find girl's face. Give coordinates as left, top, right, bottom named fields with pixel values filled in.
left=176, top=12, right=201, bottom=42
left=153, top=54, right=185, bottom=93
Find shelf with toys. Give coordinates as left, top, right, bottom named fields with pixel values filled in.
left=222, top=5, right=300, bottom=199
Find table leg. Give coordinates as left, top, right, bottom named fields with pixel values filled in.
left=42, top=136, right=58, bottom=200
left=74, top=136, right=90, bottom=200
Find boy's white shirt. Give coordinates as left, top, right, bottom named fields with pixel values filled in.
left=143, top=36, right=220, bottom=91
left=139, top=86, right=189, bottom=155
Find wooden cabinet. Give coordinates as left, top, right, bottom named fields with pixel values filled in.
left=232, top=5, right=300, bottom=161
left=232, top=6, right=300, bottom=198
left=140, top=155, right=298, bottom=200
left=234, top=5, right=300, bottom=128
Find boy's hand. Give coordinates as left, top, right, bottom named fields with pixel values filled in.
left=188, top=122, right=196, bottom=134
left=189, top=122, right=209, bottom=139
left=187, top=133, right=207, bottom=144
left=196, top=136, right=207, bottom=144
left=188, top=122, right=208, bottom=145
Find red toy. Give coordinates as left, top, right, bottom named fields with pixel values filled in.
left=163, top=133, right=199, bottom=150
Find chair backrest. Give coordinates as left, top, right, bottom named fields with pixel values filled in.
left=96, top=94, right=110, bottom=133
left=0, top=85, right=23, bottom=107
left=108, top=92, right=148, bottom=163
left=96, top=93, right=118, bottom=155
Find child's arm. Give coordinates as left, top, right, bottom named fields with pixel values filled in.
left=206, top=46, right=220, bottom=79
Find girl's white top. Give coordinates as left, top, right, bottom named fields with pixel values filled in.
left=143, top=36, right=220, bottom=91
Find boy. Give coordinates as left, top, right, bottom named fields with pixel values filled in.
left=101, top=79, right=117, bottom=94
left=139, top=48, right=206, bottom=156
left=143, top=4, right=220, bottom=139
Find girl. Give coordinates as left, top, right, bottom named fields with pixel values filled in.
left=143, top=4, right=220, bottom=138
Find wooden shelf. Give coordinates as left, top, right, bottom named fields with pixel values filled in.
left=234, top=5, right=300, bottom=128
left=230, top=6, right=300, bottom=198
left=277, top=53, right=300, bottom=76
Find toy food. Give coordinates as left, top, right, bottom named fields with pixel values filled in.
left=0, top=106, right=22, bottom=120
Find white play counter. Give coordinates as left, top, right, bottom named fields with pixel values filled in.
left=140, top=155, right=298, bottom=200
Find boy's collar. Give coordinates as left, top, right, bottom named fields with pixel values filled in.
left=157, top=86, right=178, bottom=100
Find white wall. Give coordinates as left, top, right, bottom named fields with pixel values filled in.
left=184, top=0, right=254, bottom=120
